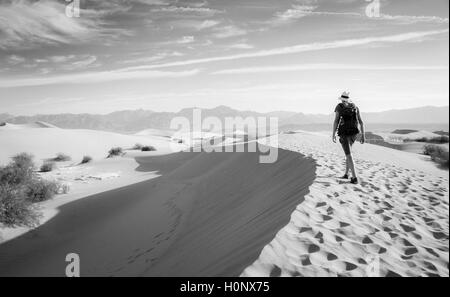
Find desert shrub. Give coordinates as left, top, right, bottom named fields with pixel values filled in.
left=141, top=146, right=156, bottom=152
left=414, top=137, right=428, bottom=143
left=429, top=136, right=449, bottom=144
left=107, top=147, right=124, bottom=158
left=0, top=184, right=39, bottom=227
left=132, top=143, right=143, bottom=150
left=81, top=155, right=93, bottom=164
left=52, top=153, right=71, bottom=162
left=12, top=153, right=35, bottom=171
left=423, top=145, right=449, bottom=168
left=0, top=153, right=35, bottom=186
left=404, top=136, right=449, bottom=144
left=423, top=144, right=444, bottom=156
left=0, top=153, right=69, bottom=227
left=25, top=179, right=60, bottom=203
left=40, top=162, right=55, bottom=172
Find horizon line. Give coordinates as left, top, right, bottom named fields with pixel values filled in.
left=2, top=104, right=449, bottom=119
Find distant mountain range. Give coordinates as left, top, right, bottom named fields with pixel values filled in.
left=1, top=105, right=448, bottom=133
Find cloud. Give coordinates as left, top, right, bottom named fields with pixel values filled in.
left=118, top=29, right=449, bottom=71
left=120, top=51, right=185, bottom=64
left=272, top=4, right=362, bottom=24
left=195, top=20, right=222, bottom=30
left=6, top=55, right=26, bottom=65
left=63, top=55, right=99, bottom=70
left=0, top=68, right=200, bottom=88
left=229, top=43, right=255, bottom=50
left=213, top=25, right=248, bottom=39
left=15, top=55, right=100, bottom=72
left=213, top=64, right=450, bottom=75
left=272, top=3, right=449, bottom=25
left=151, top=5, right=223, bottom=16
left=376, top=14, right=449, bottom=24
left=274, top=5, right=318, bottom=23
left=0, top=0, right=130, bottom=50
left=133, top=0, right=171, bottom=5
left=177, top=36, right=196, bottom=44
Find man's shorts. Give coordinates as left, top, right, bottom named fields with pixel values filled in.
left=339, top=135, right=357, bottom=156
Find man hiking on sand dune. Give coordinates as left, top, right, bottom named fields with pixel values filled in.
left=332, top=91, right=366, bottom=184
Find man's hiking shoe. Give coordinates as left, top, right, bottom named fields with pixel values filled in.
left=350, top=177, right=358, bottom=184
left=340, top=174, right=349, bottom=179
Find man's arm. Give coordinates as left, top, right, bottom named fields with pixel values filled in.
left=357, top=108, right=365, bottom=144
left=332, top=112, right=340, bottom=143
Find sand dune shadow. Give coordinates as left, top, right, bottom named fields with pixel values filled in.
left=0, top=145, right=316, bottom=277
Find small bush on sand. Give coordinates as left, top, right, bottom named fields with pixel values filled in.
left=429, top=136, right=449, bottom=144
left=81, top=155, right=93, bottom=164
left=25, top=179, right=60, bottom=203
left=107, top=147, right=124, bottom=158
left=40, top=162, right=55, bottom=172
left=0, top=153, right=67, bottom=227
left=423, top=145, right=449, bottom=168
left=52, top=153, right=71, bottom=162
left=0, top=185, right=39, bottom=227
left=141, top=146, right=156, bottom=152
left=0, top=153, right=34, bottom=186
left=423, top=144, right=444, bottom=156
left=132, top=143, right=143, bottom=150
left=405, top=136, right=449, bottom=144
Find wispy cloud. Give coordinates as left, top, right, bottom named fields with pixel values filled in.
left=273, top=4, right=360, bottom=24
left=376, top=14, right=449, bottom=24
left=229, top=43, right=255, bottom=50
left=118, top=29, right=449, bottom=71
left=6, top=55, right=26, bottom=65
left=213, top=63, right=450, bottom=75
left=177, top=36, right=196, bottom=44
left=7, top=54, right=101, bottom=73
left=272, top=3, right=449, bottom=25
left=120, top=51, right=185, bottom=64
left=274, top=5, right=319, bottom=23
left=212, top=25, right=248, bottom=39
left=0, top=68, right=200, bottom=88
left=151, top=5, right=223, bottom=16
left=0, top=0, right=130, bottom=50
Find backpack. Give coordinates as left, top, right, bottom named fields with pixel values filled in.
left=337, top=103, right=360, bottom=136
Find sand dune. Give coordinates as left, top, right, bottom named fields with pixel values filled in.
left=134, top=128, right=174, bottom=138
left=0, top=143, right=315, bottom=276
left=0, top=125, right=181, bottom=165
left=0, top=128, right=448, bottom=277
left=243, top=132, right=449, bottom=277
left=0, top=121, right=57, bottom=130
left=378, top=130, right=444, bottom=143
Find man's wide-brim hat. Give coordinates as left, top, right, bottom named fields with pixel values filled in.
left=339, top=91, right=350, bottom=101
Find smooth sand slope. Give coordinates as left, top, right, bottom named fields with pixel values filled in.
left=243, top=132, right=449, bottom=277
left=0, top=143, right=315, bottom=276
left=0, top=123, right=178, bottom=165
left=0, top=124, right=185, bottom=243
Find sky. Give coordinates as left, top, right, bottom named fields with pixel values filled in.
left=0, top=0, right=448, bottom=115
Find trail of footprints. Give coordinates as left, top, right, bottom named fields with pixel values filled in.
left=243, top=136, right=449, bottom=277
left=109, top=184, right=190, bottom=276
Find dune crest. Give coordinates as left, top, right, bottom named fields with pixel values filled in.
left=243, top=132, right=449, bottom=277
